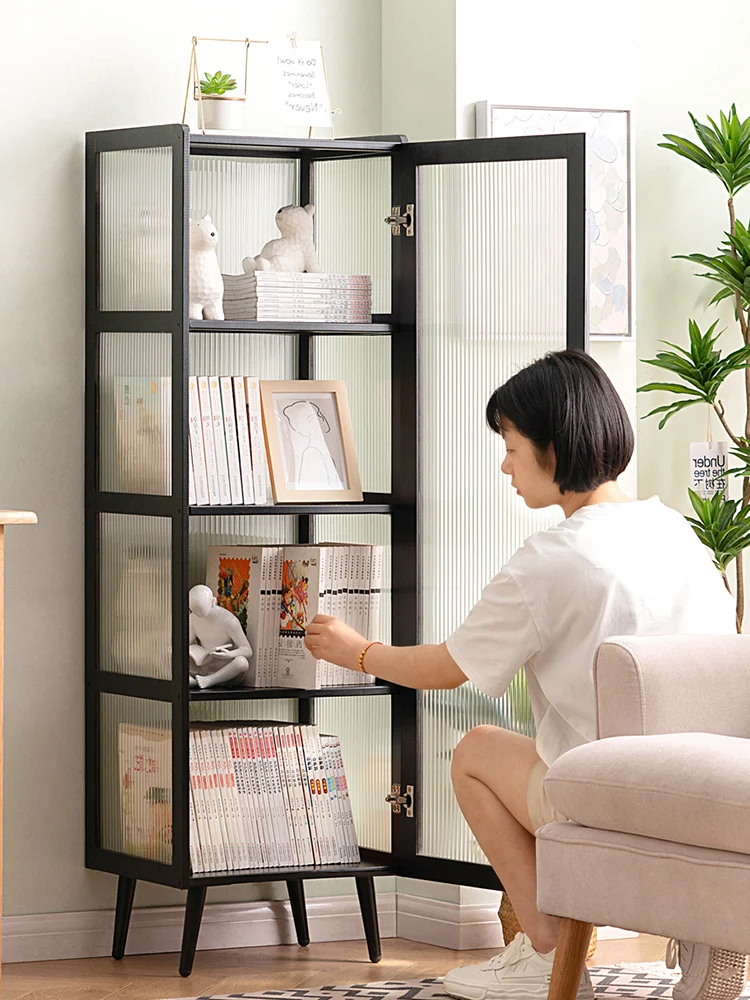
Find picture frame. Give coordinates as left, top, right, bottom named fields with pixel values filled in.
left=259, top=380, right=363, bottom=503
left=476, top=101, right=633, bottom=340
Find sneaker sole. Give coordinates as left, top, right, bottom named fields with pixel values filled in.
left=673, top=953, right=748, bottom=1000
left=442, top=978, right=595, bottom=1000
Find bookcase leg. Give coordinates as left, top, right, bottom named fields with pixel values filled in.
left=179, top=887, right=207, bottom=978
left=355, top=876, right=381, bottom=963
left=112, top=876, right=137, bottom=960
left=286, top=880, right=310, bottom=946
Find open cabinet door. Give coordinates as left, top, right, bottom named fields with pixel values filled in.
left=390, top=134, right=587, bottom=886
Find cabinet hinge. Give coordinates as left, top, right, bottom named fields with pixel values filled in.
left=385, top=783, right=414, bottom=817
left=385, top=204, right=415, bottom=237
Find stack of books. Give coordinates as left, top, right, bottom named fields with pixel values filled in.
left=222, top=273, right=372, bottom=323
left=205, top=544, right=383, bottom=689
left=118, top=722, right=359, bottom=873
left=189, top=374, right=268, bottom=506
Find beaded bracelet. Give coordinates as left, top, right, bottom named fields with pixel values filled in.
left=357, top=641, right=382, bottom=672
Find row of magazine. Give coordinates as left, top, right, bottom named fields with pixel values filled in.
left=189, top=374, right=268, bottom=506
left=190, top=724, right=358, bottom=873
left=222, top=272, right=373, bottom=323
left=206, top=544, right=383, bottom=688
left=118, top=722, right=359, bottom=873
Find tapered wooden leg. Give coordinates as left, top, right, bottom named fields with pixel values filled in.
left=287, top=880, right=310, bottom=946
left=179, top=886, right=207, bottom=977
left=548, top=918, right=595, bottom=1000
left=355, top=876, right=381, bottom=963
left=112, top=876, right=137, bottom=959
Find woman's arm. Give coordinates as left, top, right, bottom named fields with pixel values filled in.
left=304, top=614, right=466, bottom=690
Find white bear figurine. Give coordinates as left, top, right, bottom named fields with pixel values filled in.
left=242, top=204, right=319, bottom=275
left=189, top=215, right=224, bottom=320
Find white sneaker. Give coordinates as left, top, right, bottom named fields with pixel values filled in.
left=667, top=939, right=748, bottom=1000
left=443, top=932, right=595, bottom=1000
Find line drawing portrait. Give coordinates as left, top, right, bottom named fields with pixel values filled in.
left=273, top=392, right=348, bottom=491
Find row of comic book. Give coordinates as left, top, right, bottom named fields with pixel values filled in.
left=189, top=375, right=268, bottom=506
left=205, top=544, right=383, bottom=689
left=189, top=724, right=359, bottom=873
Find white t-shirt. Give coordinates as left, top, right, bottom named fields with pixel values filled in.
left=445, top=497, right=736, bottom=765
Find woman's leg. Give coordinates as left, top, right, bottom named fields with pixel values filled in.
left=451, top=724, right=561, bottom=953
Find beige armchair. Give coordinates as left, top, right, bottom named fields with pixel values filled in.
left=537, top=635, right=750, bottom=1000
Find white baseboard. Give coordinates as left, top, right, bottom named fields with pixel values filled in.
left=3, top=893, right=397, bottom=965
left=395, top=894, right=639, bottom=951
left=397, top=893, right=504, bottom=950
left=2, top=890, right=637, bottom=964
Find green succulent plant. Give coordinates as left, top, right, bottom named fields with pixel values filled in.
left=200, top=71, right=238, bottom=97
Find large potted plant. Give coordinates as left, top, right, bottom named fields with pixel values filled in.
left=640, top=105, right=750, bottom=630
left=197, top=70, right=244, bottom=131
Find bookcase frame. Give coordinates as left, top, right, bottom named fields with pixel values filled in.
left=84, top=125, right=586, bottom=977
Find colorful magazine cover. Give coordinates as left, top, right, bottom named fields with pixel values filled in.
left=277, top=547, right=321, bottom=688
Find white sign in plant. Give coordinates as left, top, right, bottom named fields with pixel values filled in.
left=689, top=441, right=729, bottom=498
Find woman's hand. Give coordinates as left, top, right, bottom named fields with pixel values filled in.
left=304, top=615, right=367, bottom=671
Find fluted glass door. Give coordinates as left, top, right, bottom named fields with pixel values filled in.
left=391, top=135, right=587, bottom=883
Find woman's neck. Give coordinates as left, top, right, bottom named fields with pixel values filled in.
left=560, top=481, right=633, bottom=519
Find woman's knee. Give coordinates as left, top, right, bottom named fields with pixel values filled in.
left=451, top=725, right=497, bottom=783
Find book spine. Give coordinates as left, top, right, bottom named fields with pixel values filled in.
left=294, top=725, right=321, bottom=864
left=188, top=376, right=210, bottom=506
left=202, top=729, right=232, bottom=871
left=195, top=730, right=223, bottom=870
left=273, top=728, right=299, bottom=866
left=188, top=779, right=203, bottom=873
left=238, top=727, right=266, bottom=867
left=366, top=544, right=383, bottom=684
left=249, top=728, right=278, bottom=868
left=197, top=375, right=221, bottom=505
left=232, top=376, right=256, bottom=505
left=208, top=376, right=231, bottom=505
left=301, top=725, right=334, bottom=864
left=227, top=727, right=254, bottom=869
left=338, top=740, right=359, bottom=862
left=309, top=726, right=338, bottom=863
left=244, top=376, right=268, bottom=505
left=266, top=727, right=294, bottom=867
left=215, top=728, right=245, bottom=870
left=219, top=377, right=244, bottom=505
left=320, top=737, right=342, bottom=863
left=190, top=730, right=214, bottom=871
left=188, top=437, right=197, bottom=507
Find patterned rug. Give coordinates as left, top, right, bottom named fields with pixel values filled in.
left=165, top=963, right=736, bottom=1000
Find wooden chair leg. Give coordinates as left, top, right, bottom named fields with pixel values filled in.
left=548, top=918, right=594, bottom=1000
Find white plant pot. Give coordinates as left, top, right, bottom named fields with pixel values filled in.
left=197, top=98, right=245, bottom=132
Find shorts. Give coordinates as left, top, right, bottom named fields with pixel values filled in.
left=526, top=757, right=566, bottom=832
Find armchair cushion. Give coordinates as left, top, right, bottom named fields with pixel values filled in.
left=544, top=732, right=750, bottom=855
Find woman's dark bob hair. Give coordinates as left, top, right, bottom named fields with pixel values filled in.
left=486, top=349, right=634, bottom=494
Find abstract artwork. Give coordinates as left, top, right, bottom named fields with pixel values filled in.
left=480, top=104, right=632, bottom=337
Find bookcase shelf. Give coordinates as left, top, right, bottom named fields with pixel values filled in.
left=189, top=501, right=395, bottom=516
left=189, top=858, right=395, bottom=888
left=190, top=319, right=394, bottom=336
left=86, top=122, right=583, bottom=979
left=189, top=683, right=394, bottom=702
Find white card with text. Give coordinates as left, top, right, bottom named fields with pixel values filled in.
left=690, top=441, right=729, bottom=498
left=265, top=41, right=332, bottom=128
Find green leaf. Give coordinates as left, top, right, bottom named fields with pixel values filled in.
left=662, top=107, right=750, bottom=196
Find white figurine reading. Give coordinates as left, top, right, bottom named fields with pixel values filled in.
left=242, top=204, right=319, bottom=274
left=188, top=584, right=253, bottom=688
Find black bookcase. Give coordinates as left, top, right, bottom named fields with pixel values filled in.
left=85, top=125, right=586, bottom=977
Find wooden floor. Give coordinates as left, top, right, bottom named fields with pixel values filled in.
left=0, top=933, right=668, bottom=1000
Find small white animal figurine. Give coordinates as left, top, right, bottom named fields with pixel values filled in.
left=242, top=204, right=319, bottom=274
left=188, top=584, right=253, bottom=689
left=189, top=215, right=224, bottom=320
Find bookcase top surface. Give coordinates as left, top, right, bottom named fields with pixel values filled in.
left=189, top=131, right=405, bottom=158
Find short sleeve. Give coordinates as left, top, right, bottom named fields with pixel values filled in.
left=445, top=568, right=541, bottom=699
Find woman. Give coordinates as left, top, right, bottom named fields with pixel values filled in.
left=305, top=350, right=742, bottom=1000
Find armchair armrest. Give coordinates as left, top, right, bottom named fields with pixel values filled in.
left=595, top=634, right=750, bottom=739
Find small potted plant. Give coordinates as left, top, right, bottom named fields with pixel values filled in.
left=197, top=70, right=244, bottom=131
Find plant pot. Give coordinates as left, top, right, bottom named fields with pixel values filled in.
left=197, top=97, right=245, bottom=132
